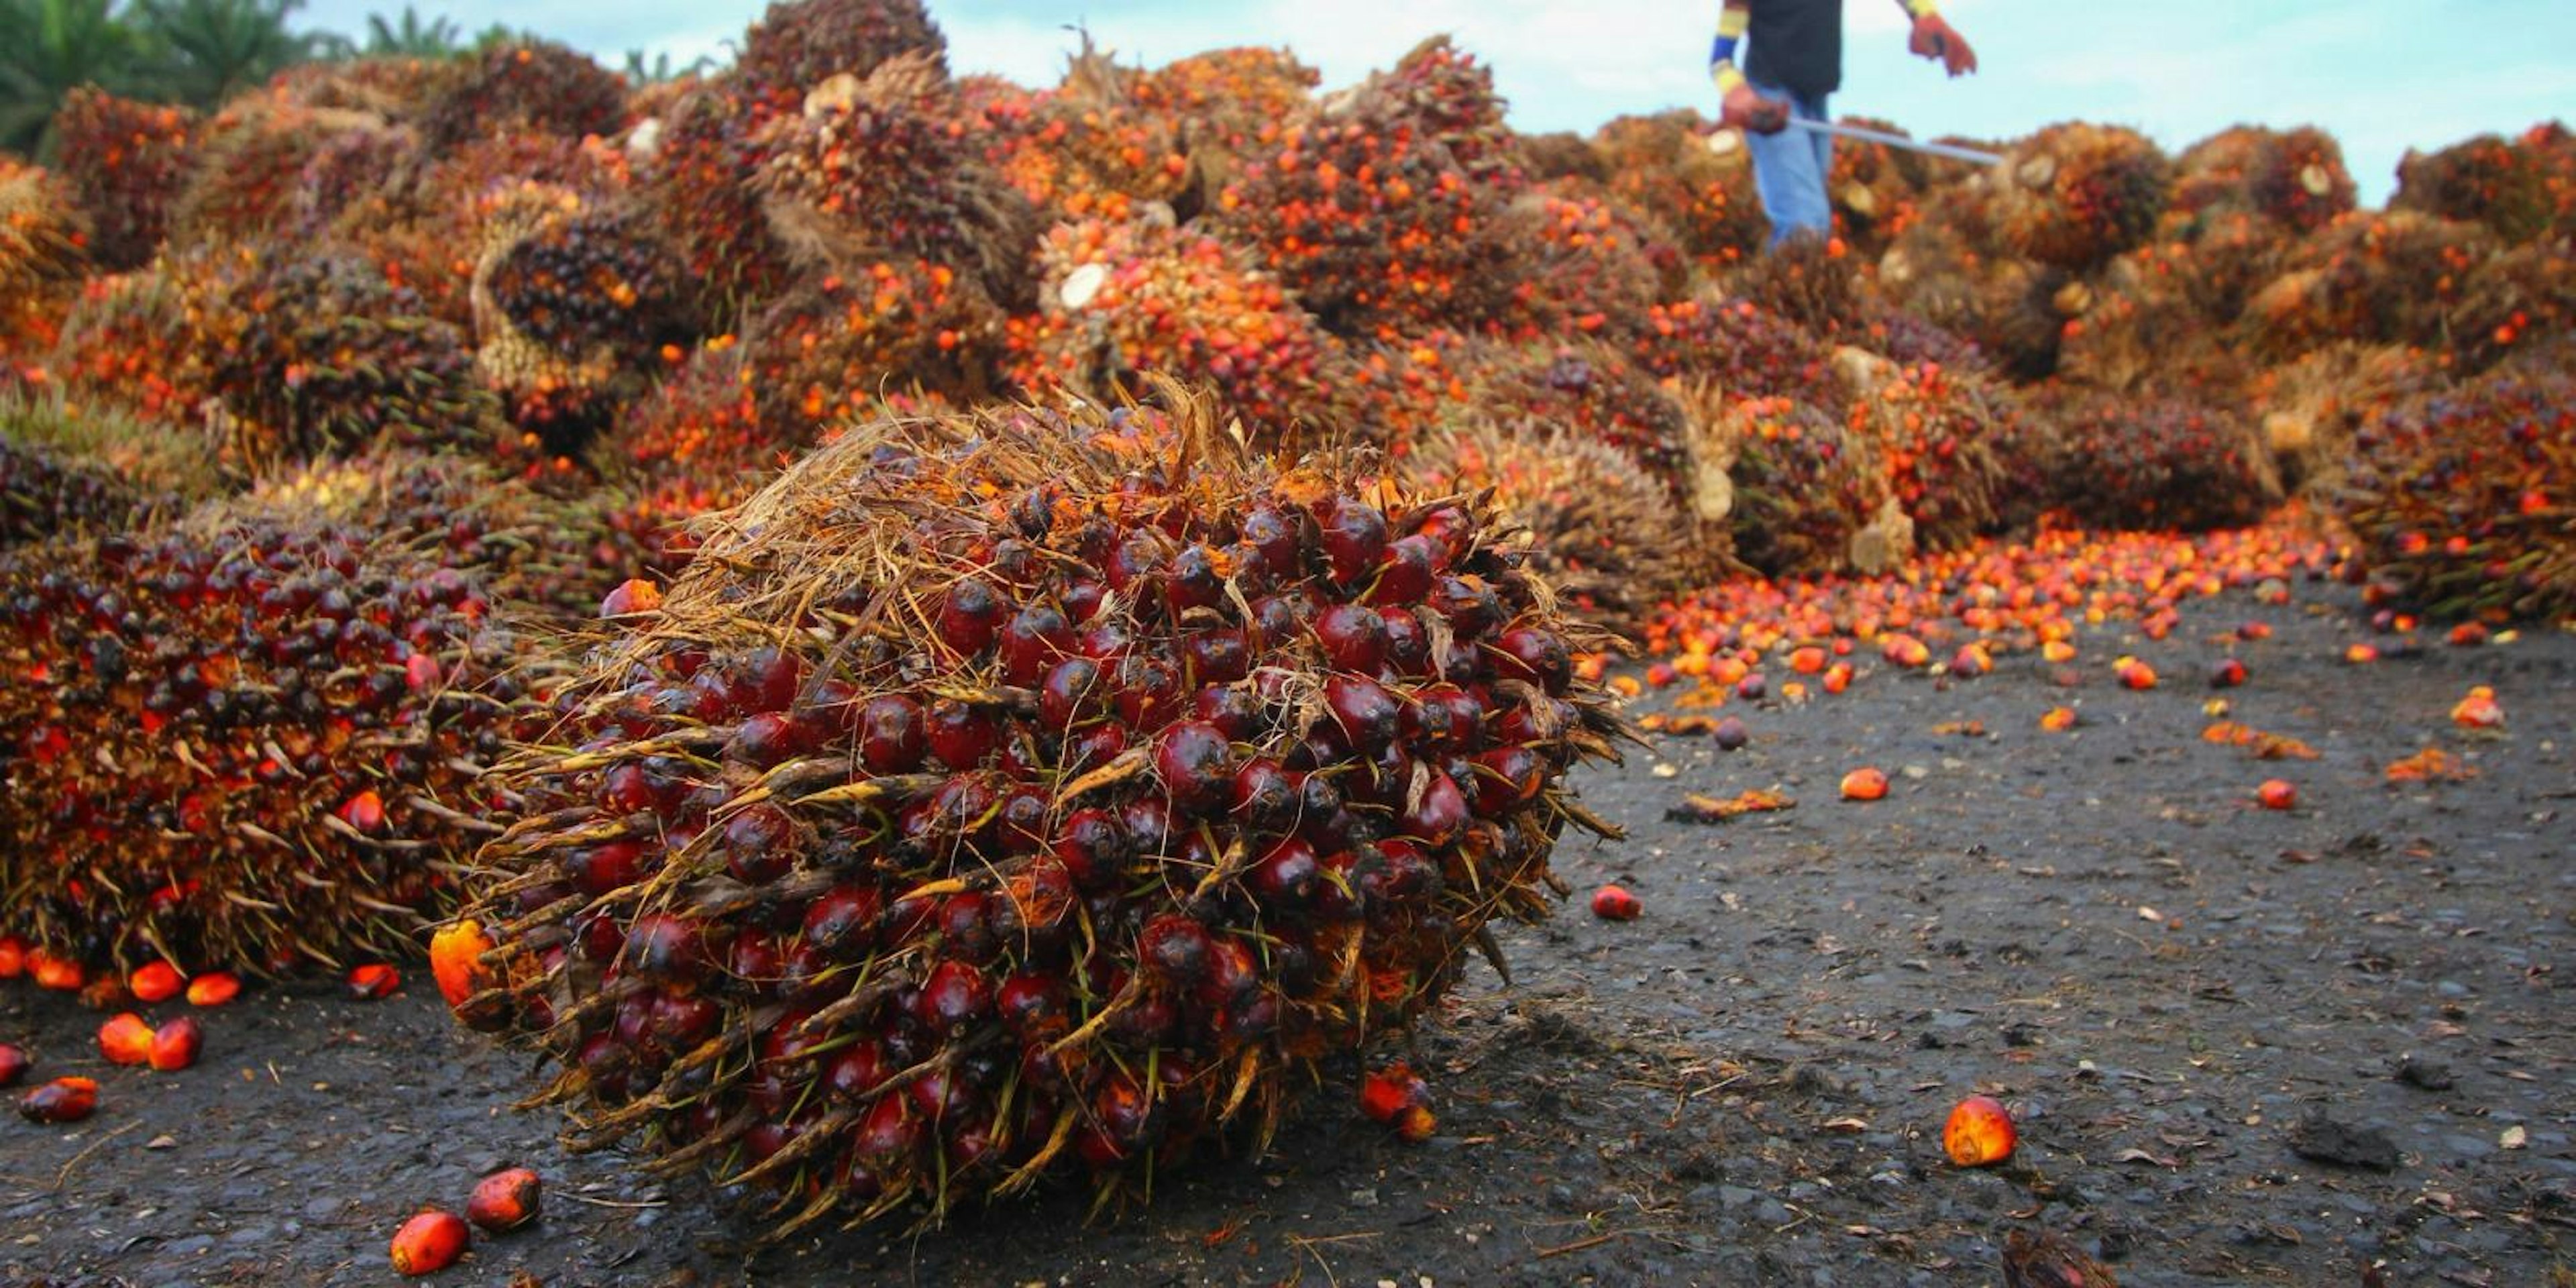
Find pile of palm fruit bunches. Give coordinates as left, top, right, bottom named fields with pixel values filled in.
left=2, top=0, right=2569, bottom=1234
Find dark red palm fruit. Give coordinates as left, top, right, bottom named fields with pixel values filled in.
left=722, top=802, right=796, bottom=884
left=1106, top=983, right=1178, bottom=1046
left=1314, top=849, right=1366, bottom=922
left=347, top=963, right=402, bottom=1000
left=575, top=912, right=625, bottom=963
left=1112, top=653, right=1181, bottom=727
left=1038, top=657, right=1106, bottom=727
left=1103, top=531, right=1165, bottom=596
left=1367, top=533, right=1444, bottom=607
left=938, top=576, right=1008, bottom=655
left=726, top=928, right=784, bottom=989
left=1367, top=838, right=1443, bottom=914
left=995, top=971, right=1070, bottom=1042
left=564, top=839, right=647, bottom=897
left=914, top=959, right=993, bottom=1037
left=1246, top=593, right=1304, bottom=649
left=856, top=695, right=928, bottom=773
left=925, top=698, right=999, bottom=769
left=802, top=884, right=883, bottom=961
left=1118, top=795, right=1172, bottom=858
left=998, top=604, right=1075, bottom=686
left=1380, top=606, right=1432, bottom=676
left=853, top=1093, right=922, bottom=1165
left=822, top=1040, right=893, bottom=1102
left=936, top=892, right=1002, bottom=963
left=1712, top=716, right=1750, bottom=751
left=741, top=1120, right=801, bottom=1167
left=757, top=1007, right=829, bottom=1072
left=1138, top=914, right=1213, bottom=984
left=1075, top=1069, right=1157, bottom=1168
left=0, top=1043, right=28, bottom=1088
left=19, top=1076, right=98, bottom=1124
left=1154, top=720, right=1234, bottom=812
left=1434, top=575, right=1504, bottom=641
left=1318, top=497, right=1388, bottom=586
left=1224, top=990, right=1281, bottom=1042
left=1230, top=757, right=1297, bottom=830
left=1077, top=617, right=1134, bottom=663
left=1239, top=502, right=1301, bottom=580
left=1247, top=837, right=1322, bottom=910
left=1313, top=602, right=1389, bottom=674
left=1165, top=544, right=1226, bottom=616
left=1051, top=808, right=1131, bottom=891
left=943, top=1108, right=1002, bottom=1176
left=1403, top=683, right=1481, bottom=751
left=2210, top=657, right=2248, bottom=688
left=1324, top=675, right=1401, bottom=752
left=1400, top=770, right=1469, bottom=847
left=740, top=647, right=805, bottom=713
left=1181, top=628, right=1250, bottom=686
left=649, top=992, right=720, bottom=1051
left=1489, top=625, right=1572, bottom=695
left=1061, top=720, right=1128, bottom=775
left=1059, top=576, right=1106, bottom=623
left=1192, top=935, right=1258, bottom=1016
left=1407, top=504, right=1475, bottom=559
left=466, top=1167, right=543, bottom=1233
left=621, top=914, right=706, bottom=986
left=1191, top=684, right=1264, bottom=742
left=599, top=761, right=659, bottom=813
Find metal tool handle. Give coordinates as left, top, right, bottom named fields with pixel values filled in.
left=1786, top=116, right=2005, bottom=166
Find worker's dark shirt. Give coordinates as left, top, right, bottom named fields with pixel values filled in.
left=1744, top=0, right=1843, bottom=100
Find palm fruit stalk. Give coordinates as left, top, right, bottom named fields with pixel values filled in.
left=2027, top=388, right=2280, bottom=532
left=2338, top=358, right=2576, bottom=621
left=1989, top=123, right=2172, bottom=272
left=445, top=382, right=1625, bottom=1236
left=49, top=90, right=199, bottom=272
left=1007, top=217, right=1360, bottom=446
left=2392, top=123, right=2576, bottom=246
left=0, top=500, right=559, bottom=976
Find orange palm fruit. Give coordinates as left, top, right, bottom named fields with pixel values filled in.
left=18, top=1076, right=99, bottom=1124
left=148, top=1016, right=202, bottom=1071
left=98, top=1013, right=156, bottom=1066
left=466, top=1167, right=543, bottom=1232
left=1841, top=767, right=1890, bottom=802
left=347, top=964, right=402, bottom=1000
left=2257, top=779, right=2297, bottom=810
left=185, top=972, right=241, bottom=1006
left=128, top=962, right=186, bottom=1004
left=429, top=920, right=496, bottom=1010
left=390, top=1210, right=470, bottom=1276
left=1943, top=1094, right=2016, bottom=1167
left=1590, top=885, right=1642, bottom=921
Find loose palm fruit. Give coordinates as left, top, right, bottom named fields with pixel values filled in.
left=148, top=1016, right=202, bottom=1071
left=19, top=1077, right=99, bottom=1124
left=1942, top=1094, right=2016, bottom=1167
left=466, top=1167, right=543, bottom=1232
left=388, top=1210, right=470, bottom=1276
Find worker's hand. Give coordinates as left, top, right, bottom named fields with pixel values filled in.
left=1909, top=13, right=1978, bottom=77
left=1720, top=83, right=1790, bottom=135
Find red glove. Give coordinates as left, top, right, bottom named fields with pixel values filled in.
left=1721, top=83, right=1790, bottom=136
left=1909, top=14, right=1978, bottom=77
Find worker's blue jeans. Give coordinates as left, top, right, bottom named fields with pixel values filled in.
left=1745, top=83, right=1833, bottom=246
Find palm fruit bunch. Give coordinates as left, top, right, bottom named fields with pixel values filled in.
left=268, top=54, right=453, bottom=119
left=737, top=260, right=1004, bottom=446
left=420, top=41, right=631, bottom=154
left=1007, top=218, right=1359, bottom=445
left=1595, top=111, right=1765, bottom=271
left=2240, top=211, right=2498, bottom=361
left=1833, top=350, right=2019, bottom=551
left=1627, top=294, right=1837, bottom=403
left=46, top=257, right=220, bottom=427
left=2250, top=343, right=2447, bottom=494
left=0, top=160, right=88, bottom=363
left=1212, top=46, right=1513, bottom=336
left=444, top=384, right=1625, bottom=1236
left=755, top=52, right=1038, bottom=309
left=1861, top=309, right=1988, bottom=372
left=287, top=121, right=421, bottom=239
left=0, top=396, right=223, bottom=548
left=167, top=102, right=389, bottom=248
left=2392, top=123, right=2576, bottom=246
left=50, top=89, right=199, bottom=271
left=483, top=198, right=698, bottom=384
left=466, top=183, right=657, bottom=469
left=1402, top=418, right=1706, bottom=636
left=2168, top=125, right=2357, bottom=234
left=1350, top=36, right=1523, bottom=193
left=1460, top=341, right=1696, bottom=487
left=1483, top=189, right=1679, bottom=341
left=1988, top=123, right=2172, bottom=272
left=2337, top=356, right=2575, bottom=620
left=635, top=83, right=794, bottom=319
left=2057, top=240, right=2248, bottom=398
left=981, top=36, right=1194, bottom=225
left=0, top=497, right=559, bottom=976
left=2449, top=235, right=2576, bottom=372
left=2028, top=389, right=2279, bottom=533
left=734, top=0, right=948, bottom=116
left=1824, top=116, right=1925, bottom=256
left=1878, top=194, right=2078, bottom=381
left=1130, top=47, right=1319, bottom=192
left=1704, top=392, right=1893, bottom=578
left=1726, top=232, right=1873, bottom=339
left=1517, top=133, right=1607, bottom=186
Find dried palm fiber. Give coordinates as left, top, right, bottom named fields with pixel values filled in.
left=756, top=52, right=1039, bottom=311
left=1594, top=109, right=1765, bottom=270
left=1831, top=347, right=2021, bottom=551
left=2024, top=386, right=2278, bottom=532
left=49, top=89, right=199, bottom=271
left=0, top=480, right=567, bottom=975
left=1403, top=417, right=1715, bottom=637
left=2337, top=351, right=2576, bottom=621
left=2392, top=123, right=2576, bottom=246
left=1989, top=123, right=2171, bottom=272
left=441, top=380, right=1627, bottom=1236
left=2239, top=211, right=2500, bottom=361
left=1, top=394, right=226, bottom=547
left=735, top=0, right=949, bottom=115
left=2249, top=343, right=2449, bottom=496
left=1007, top=217, right=1362, bottom=446
left=419, top=40, right=629, bottom=154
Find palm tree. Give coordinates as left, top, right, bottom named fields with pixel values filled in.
left=362, top=5, right=464, bottom=59
left=622, top=48, right=712, bottom=85
left=0, top=0, right=145, bottom=158
left=132, top=0, right=331, bottom=108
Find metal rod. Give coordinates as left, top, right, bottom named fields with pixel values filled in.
left=1786, top=116, right=2006, bottom=166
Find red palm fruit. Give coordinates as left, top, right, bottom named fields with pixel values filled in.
left=388, top=1210, right=470, bottom=1276
left=128, top=961, right=186, bottom=1003
left=926, top=698, right=1000, bottom=769
left=1138, top=915, right=1214, bottom=984
left=1318, top=498, right=1389, bottom=586
left=1051, top=808, right=1130, bottom=891
left=466, top=1167, right=542, bottom=1232
left=0, top=1042, right=28, bottom=1088
left=431, top=920, right=496, bottom=1011
left=1591, top=885, right=1642, bottom=920
left=621, top=915, right=707, bottom=986
left=723, top=804, right=797, bottom=885
left=1368, top=534, right=1444, bottom=607
left=1469, top=745, right=1544, bottom=814
left=999, top=605, right=1075, bottom=686
left=601, top=578, right=661, bottom=619
left=823, top=1041, right=894, bottom=1102
left=347, top=964, right=401, bottom=1000
left=1246, top=837, right=1322, bottom=909
left=0, top=936, right=24, bottom=977
left=1313, top=602, right=1389, bottom=673
left=1324, top=675, right=1400, bottom=751
left=1230, top=757, right=1297, bottom=829
left=802, top=884, right=883, bottom=961
left=2210, top=658, right=2249, bottom=688
left=1380, top=608, right=1432, bottom=676
left=995, top=972, right=1070, bottom=1041
left=1154, top=720, right=1234, bottom=811
left=1039, top=657, right=1106, bottom=727
left=1075, top=1069, right=1157, bottom=1168
left=148, top=1016, right=201, bottom=1071
left=1712, top=717, right=1750, bottom=751
left=857, top=695, right=928, bottom=772
left=939, top=577, right=1008, bottom=655
left=19, top=1076, right=99, bottom=1124
left=1942, top=1094, right=2017, bottom=1167
left=99, top=1013, right=156, bottom=1065
left=1401, top=771, right=1469, bottom=846
left=1358, top=1063, right=1427, bottom=1124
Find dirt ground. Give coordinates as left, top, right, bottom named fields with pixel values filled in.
left=5, top=577, right=2573, bottom=1287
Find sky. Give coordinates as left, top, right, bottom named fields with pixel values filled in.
left=299, top=0, right=2576, bottom=205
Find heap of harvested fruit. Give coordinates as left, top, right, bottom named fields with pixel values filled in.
left=447, top=384, right=1625, bottom=1235
left=0, top=502, right=555, bottom=975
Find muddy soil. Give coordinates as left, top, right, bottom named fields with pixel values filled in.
left=6, top=581, right=2573, bottom=1287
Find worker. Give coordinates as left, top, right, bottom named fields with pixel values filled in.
left=1710, top=1, right=1979, bottom=245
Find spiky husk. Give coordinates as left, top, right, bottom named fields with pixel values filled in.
left=1594, top=111, right=1765, bottom=271
left=2169, top=125, right=2357, bottom=233
left=50, top=91, right=198, bottom=272
left=2029, top=388, right=2279, bottom=532
left=420, top=41, right=630, bottom=154
left=0, top=500, right=560, bottom=975
left=1006, top=218, right=1359, bottom=445
left=2392, top=123, right=2576, bottom=246
left=736, top=0, right=948, bottom=115
left=2337, top=357, right=2576, bottom=621
left=1404, top=419, right=1709, bottom=635
left=449, top=384, right=1623, bottom=1236
left=1990, top=123, right=2171, bottom=272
